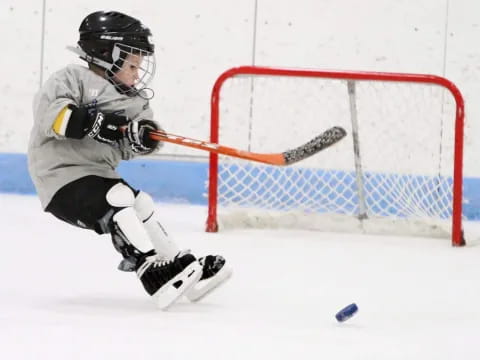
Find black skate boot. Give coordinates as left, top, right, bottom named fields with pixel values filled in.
left=136, top=250, right=203, bottom=309
left=185, top=255, right=233, bottom=302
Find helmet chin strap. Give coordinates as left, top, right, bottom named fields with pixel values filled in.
left=107, top=79, right=154, bottom=100
left=105, top=73, right=137, bottom=96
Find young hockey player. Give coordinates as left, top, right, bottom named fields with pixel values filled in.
left=27, top=10, right=231, bottom=310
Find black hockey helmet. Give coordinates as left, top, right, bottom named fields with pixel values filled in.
left=78, top=11, right=154, bottom=65
left=70, top=11, right=156, bottom=97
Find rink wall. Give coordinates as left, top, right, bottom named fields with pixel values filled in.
left=0, top=1, right=479, bottom=218
left=0, top=154, right=208, bottom=204
left=2, top=153, right=480, bottom=220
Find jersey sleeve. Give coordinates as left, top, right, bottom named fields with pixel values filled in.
left=32, top=67, right=82, bottom=139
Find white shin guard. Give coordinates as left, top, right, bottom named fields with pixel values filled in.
left=106, top=183, right=153, bottom=253
left=134, top=191, right=180, bottom=259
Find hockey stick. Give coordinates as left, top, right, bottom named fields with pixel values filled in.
left=147, top=126, right=346, bottom=166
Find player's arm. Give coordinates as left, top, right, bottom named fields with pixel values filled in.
left=52, top=103, right=128, bottom=145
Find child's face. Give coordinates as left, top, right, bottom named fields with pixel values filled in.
left=113, top=53, right=143, bottom=87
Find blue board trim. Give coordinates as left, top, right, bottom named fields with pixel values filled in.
left=1, top=152, right=478, bottom=220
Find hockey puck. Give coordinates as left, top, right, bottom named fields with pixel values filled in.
left=335, top=303, right=358, bottom=322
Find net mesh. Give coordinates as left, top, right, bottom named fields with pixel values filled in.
left=211, top=74, right=457, bottom=237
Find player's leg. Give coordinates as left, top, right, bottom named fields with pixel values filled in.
left=46, top=176, right=202, bottom=309
left=106, top=182, right=202, bottom=309
left=132, top=191, right=180, bottom=259
left=133, top=190, right=233, bottom=301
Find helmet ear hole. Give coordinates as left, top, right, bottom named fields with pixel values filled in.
left=111, top=45, right=121, bottom=63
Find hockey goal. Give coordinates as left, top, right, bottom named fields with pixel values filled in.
left=205, top=66, right=465, bottom=246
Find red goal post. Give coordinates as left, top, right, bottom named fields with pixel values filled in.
left=206, top=66, right=465, bottom=246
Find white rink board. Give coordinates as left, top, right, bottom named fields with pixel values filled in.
left=0, top=1, right=479, bottom=177
left=0, top=2, right=43, bottom=149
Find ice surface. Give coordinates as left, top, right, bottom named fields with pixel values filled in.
left=1, top=193, right=480, bottom=360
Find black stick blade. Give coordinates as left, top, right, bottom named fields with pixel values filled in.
left=282, top=126, right=347, bottom=165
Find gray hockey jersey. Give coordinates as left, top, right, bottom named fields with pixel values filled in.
left=28, top=64, right=156, bottom=209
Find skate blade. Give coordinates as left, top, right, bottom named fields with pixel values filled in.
left=153, top=261, right=203, bottom=310
left=185, top=265, right=233, bottom=302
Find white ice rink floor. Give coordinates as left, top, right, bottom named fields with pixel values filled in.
left=1, top=193, right=480, bottom=360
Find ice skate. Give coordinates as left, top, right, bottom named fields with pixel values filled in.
left=185, top=255, right=233, bottom=302
left=136, top=250, right=202, bottom=310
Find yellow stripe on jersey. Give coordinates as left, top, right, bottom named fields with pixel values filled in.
left=52, top=106, right=73, bottom=136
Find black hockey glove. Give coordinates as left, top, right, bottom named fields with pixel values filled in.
left=58, top=103, right=128, bottom=145
left=84, top=109, right=129, bottom=145
left=125, top=120, right=161, bottom=154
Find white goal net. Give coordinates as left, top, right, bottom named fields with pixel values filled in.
left=206, top=67, right=465, bottom=246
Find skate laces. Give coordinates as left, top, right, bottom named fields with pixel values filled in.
left=137, top=250, right=192, bottom=278
left=137, top=254, right=173, bottom=278
left=176, top=249, right=192, bottom=258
